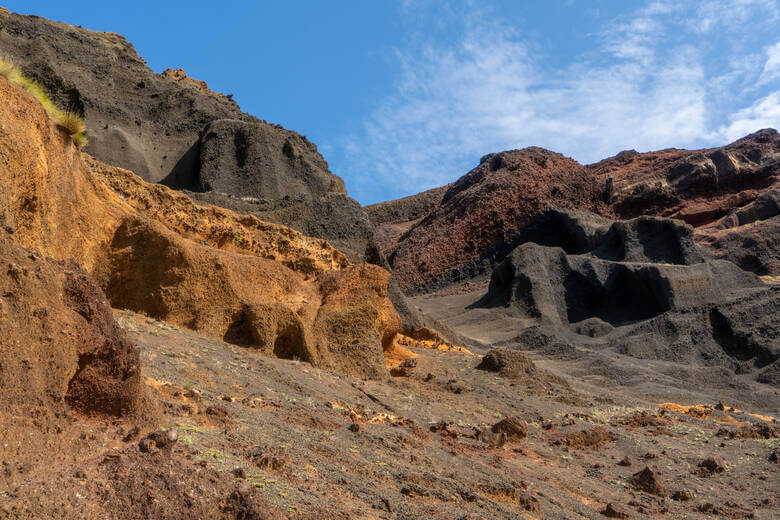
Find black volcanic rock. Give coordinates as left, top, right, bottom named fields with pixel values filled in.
left=510, top=208, right=703, bottom=265
left=197, top=119, right=346, bottom=198
left=471, top=210, right=779, bottom=380
left=0, top=11, right=254, bottom=185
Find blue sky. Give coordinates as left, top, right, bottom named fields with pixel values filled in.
left=5, top=1, right=780, bottom=204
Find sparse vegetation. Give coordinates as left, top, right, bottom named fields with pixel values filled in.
left=201, top=448, right=224, bottom=460
left=0, top=55, right=88, bottom=147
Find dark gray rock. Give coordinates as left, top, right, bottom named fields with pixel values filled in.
left=197, top=119, right=346, bottom=199
left=471, top=211, right=779, bottom=381
left=512, top=208, right=703, bottom=265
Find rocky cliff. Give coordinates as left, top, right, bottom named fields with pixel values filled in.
left=0, top=76, right=400, bottom=379
left=374, top=131, right=779, bottom=293
left=0, top=8, right=425, bottom=333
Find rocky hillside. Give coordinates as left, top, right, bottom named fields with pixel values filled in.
left=0, top=7, right=425, bottom=333
left=366, top=184, right=451, bottom=253
left=374, top=131, right=779, bottom=293
left=0, top=7, right=778, bottom=520
left=375, top=148, right=611, bottom=293
left=0, top=76, right=400, bottom=379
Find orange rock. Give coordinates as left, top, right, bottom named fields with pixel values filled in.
left=0, top=77, right=399, bottom=378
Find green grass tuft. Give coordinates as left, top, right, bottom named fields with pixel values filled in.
left=0, top=55, right=88, bottom=147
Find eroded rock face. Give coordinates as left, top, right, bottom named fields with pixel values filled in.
left=374, top=130, right=779, bottom=288
left=0, top=10, right=265, bottom=186
left=591, top=129, right=780, bottom=277
left=0, top=77, right=399, bottom=378
left=474, top=209, right=779, bottom=381
left=0, top=231, right=144, bottom=417
left=197, top=119, right=346, bottom=200
left=0, top=9, right=426, bottom=334
left=385, top=148, right=609, bottom=293
left=593, top=130, right=779, bottom=221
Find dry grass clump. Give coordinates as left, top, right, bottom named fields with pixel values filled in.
left=0, top=55, right=88, bottom=147
left=59, top=110, right=87, bottom=136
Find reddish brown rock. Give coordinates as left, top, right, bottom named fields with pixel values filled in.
left=602, top=503, right=630, bottom=518
left=628, top=467, right=668, bottom=496
left=491, top=416, right=528, bottom=442
left=385, top=147, right=609, bottom=293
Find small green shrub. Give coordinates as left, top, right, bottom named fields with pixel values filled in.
left=0, top=55, right=88, bottom=148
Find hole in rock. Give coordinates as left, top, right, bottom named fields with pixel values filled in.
left=223, top=310, right=255, bottom=346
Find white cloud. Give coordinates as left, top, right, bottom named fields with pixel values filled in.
left=718, top=90, right=780, bottom=140
left=341, top=1, right=780, bottom=202
left=759, top=42, right=780, bottom=83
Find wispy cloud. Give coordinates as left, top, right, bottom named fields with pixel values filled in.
left=719, top=90, right=780, bottom=140
left=341, top=0, right=780, bottom=203
left=760, top=42, right=780, bottom=84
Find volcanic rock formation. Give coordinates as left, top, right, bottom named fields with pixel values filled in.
left=379, top=148, right=610, bottom=293
left=0, top=75, right=398, bottom=379
left=0, top=8, right=425, bottom=333
left=462, top=209, right=779, bottom=382
left=372, top=131, right=780, bottom=293
left=592, top=129, right=780, bottom=277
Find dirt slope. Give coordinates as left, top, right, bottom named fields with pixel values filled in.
left=412, top=208, right=779, bottom=411
left=8, top=308, right=777, bottom=518
left=0, top=76, right=399, bottom=379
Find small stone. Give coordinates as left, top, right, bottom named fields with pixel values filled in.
left=697, top=456, right=725, bottom=475
left=138, top=438, right=157, bottom=454
left=348, top=422, right=361, bottom=433
left=672, top=490, right=693, bottom=501
left=617, top=456, right=632, bottom=467
left=477, top=429, right=507, bottom=448
left=768, top=449, right=779, bottom=463
left=232, top=467, right=246, bottom=479
left=445, top=379, right=471, bottom=394
left=491, top=416, right=528, bottom=441
left=628, top=467, right=667, bottom=496
left=122, top=425, right=141, bottom=442
left=184, top=388, right=201, bottom=400
left=602, top=503, right=630, bottom=518
left=390, top=358, right=417, bottom=377
left=430, top=420, right=457, bottom=438
left=247, top=445, right=289, bottom=471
